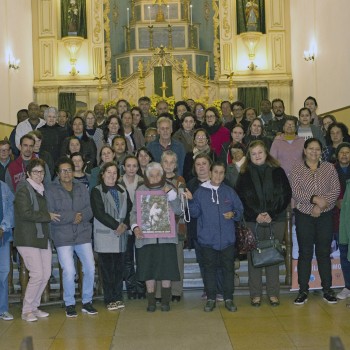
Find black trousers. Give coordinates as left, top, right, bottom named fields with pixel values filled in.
left=99, top=252, right=124, bottom=304
left=295, top=209, right=333, bottom=293
left=201, top=245, right=235, bottom=301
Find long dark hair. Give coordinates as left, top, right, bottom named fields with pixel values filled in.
left=103, top=115, right=125, bottom=143
left=72, top=116, right=89, bottom=142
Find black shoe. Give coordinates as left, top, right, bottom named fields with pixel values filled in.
left=172, top=295, right=181, bottom=302
left=323, top=292, right=337, bottom=304
left=155, top=297, right=162, bottom=304
left=65, top=305, right=78, bottom=318
left=204, top=299, right=216, bottom=312
left=224, top=299, right=237, bottom=312
left=82, top=302, right=98, bottom=315
left=294, top=292, right=308, bottom=305
left=161, top=303, right=170, bottom=312
left=138, top=292, right=146, bottom=300
left=147, top=304, right=156, bottom=312
left=127, top=292, right=137, bottom=300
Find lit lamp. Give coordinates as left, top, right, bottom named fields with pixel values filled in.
left=241, top=32, right=262, bottom=71
left=303, top=50, right=315, bottom=61
left=8, top=56, right=20, bottom=70
left=62, top=36, right=84, bottom=76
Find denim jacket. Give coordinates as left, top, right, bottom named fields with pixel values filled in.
left=0, top=181, right=15, bottom=246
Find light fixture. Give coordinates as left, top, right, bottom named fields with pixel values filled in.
left=303, top=50, right=315, bottom=61
left=8, top=56, right=20, bottom=70
left=62, top=36, right=84, bottom=76
left=240, top=32, right=262, bottom=72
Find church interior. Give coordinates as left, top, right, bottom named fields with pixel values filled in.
left=0, top=1, right=350, bottom=349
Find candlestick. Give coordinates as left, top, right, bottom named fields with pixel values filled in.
left=127, top=8, right=129, bottom=27
left=190, top=4, right=193, bottom=25
left=162, top=65, right=165, bottom=83
left=167, top=5, right=170, bottom=24
left=118, top=65, right=121, bottom=80
left=148, top=6, right=151, bottom=25
left=206, top=61, right=209, bottom=78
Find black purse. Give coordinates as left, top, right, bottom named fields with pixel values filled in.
left=251, top=223, right=285, bottom=268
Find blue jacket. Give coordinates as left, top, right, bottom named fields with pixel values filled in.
left=147, top=137, right=186, bottom=176
left=188, top=182, right=243, bottom=250
left=0, top=181, right=14, bottom=246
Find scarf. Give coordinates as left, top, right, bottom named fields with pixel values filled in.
left=108, top=187, right=120, bottom=211
left=24, top=180, right=44, bottom=239
left=27, top=178, right=45, bottom=195
left=248, top=163, right=274, bottom=211
left=203, top=122, right=221, bottom=136
left=143, top=172, right=166, bottom=189
left=192, top=144, right=210, bottom=159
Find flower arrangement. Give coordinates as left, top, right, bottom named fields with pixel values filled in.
left=68, top=0, right=79, bottom=24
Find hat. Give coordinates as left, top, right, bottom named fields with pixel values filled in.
left=335, top=142, right=350, bottom=157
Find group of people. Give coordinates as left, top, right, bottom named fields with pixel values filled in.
left=0, top=94, right=350, bottom=321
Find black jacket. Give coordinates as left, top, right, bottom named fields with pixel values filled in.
left=236, top=166, right=291, bottom=222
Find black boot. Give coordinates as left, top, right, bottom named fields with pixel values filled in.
left=146, top=292, right=156, bottom=312
left=161, top=287, right=171, bottom=312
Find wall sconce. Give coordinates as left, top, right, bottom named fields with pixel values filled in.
left=62, top=36, right=84, bottom=76
left=8, top=56, right=20, bottom=70
left=240, top=32, right=262, bottom=72
left=303, top=50, right=315, bottom=61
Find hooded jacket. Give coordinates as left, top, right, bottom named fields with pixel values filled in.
left=188, top=181, right=243, bottom=250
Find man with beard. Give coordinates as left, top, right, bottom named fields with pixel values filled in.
left=15, top=103, right=46, bottom=151
left=94, top=103, right=106, bottom=129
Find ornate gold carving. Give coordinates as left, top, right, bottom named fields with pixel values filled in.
left=103, top=0, right=112, bottom=83
left=94, top=0, right=102, bottom=43
left=212, top=0, right=220, bottom=80
left=111, top=4, right=119, bottom=26
left=204, top=1, right=210, bottom=23
left=222, top=0, right=231, bottom=40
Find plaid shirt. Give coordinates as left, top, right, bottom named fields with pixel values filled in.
left=290, top=161, right=340, bottom=215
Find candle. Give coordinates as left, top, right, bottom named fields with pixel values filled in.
left=118, top=65, right=121, bottom=80
left=190, top=4, right=193, bottom=25
left=206, top=61, right=209, bottom=78
left=148, top=6, right=151, bottom=25
left=127, top=8, right=129, bottom=27
left=167, top=5, right=170, bottom=24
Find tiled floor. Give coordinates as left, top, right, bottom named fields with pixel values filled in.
left=0, top=291, right=349, bottom=350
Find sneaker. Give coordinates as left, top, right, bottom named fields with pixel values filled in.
left=107, top=302, right=118, bottom=311
left=323, top=292, right=337, bottom=304
left=115, top=301, right=125, bottom=310
left=294, top=292, right=308, bottom=305
left=21, top=312, right=38, bottom=322
left=65, top=305, right=78, bottom=318
left=204, top=299, right=216, bottom=312
left=82, top=302, right=98, bottom=315
left=225, top=299, right=237, bottom=312
left=216, top=294, right=224, bottom=302
left=337, top=287, right=350, bottom=300
left=0, top=311, right=14, bottom=321
left=33, top=309, right=49, bottom=318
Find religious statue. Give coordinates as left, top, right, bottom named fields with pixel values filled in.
left=61, top=0, right=87, bottom=38
left=67, top=0, right=79, bottom=33
left=245, top=0, right=259, bottom=32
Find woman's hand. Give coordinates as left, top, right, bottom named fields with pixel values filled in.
left=313, top=196, right=329, bottom=210
left=256, top=212, right=272, bottom=224
left=183, top=188, right=193, bottom=200
left=73, top=212, right=82, bottom=224
left=223, top=211, right=235, bottom=220
left=49, top=213, right=61, bottom=222
left=134, top=226, right=143, bottom=239
left=115, top=223, right=127, bottom=235
left=311, top=205, right=321, bottom=217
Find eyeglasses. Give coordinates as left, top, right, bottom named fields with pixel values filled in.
left=232, top=108, right=243, bottom=112
left=31, top=170, right=45, bottom=175
left=59, top=168, right=73, bottom=174
left=195, top=136, right=207, bottom=140
left=196, top=108, right=204, bottom=112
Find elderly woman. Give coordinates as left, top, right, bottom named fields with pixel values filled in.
left=14, top=159, right=60, bottom=322
left=131, top=162, right=181, bottom=312
left=203, top=107, right=230, bottom=157
left=236, top=141, right=291, bottom=307
left=290, top=138, right=340, bottom=305
left=39, top=106, right=68, bottom=162
left=183, top=128, right=217, bottom=183
left=321, top=115, right=337, bottom=140
left=185, top=161, right=243, bottom=312
left=91, top=162, right=132, bottom=311
left=323, top=122, right=350, bottom=163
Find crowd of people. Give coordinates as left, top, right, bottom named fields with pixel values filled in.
left=0, top=95, right=350, bottom=322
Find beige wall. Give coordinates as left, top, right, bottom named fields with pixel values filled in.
left=290, top=0, right=350, bottom=115
left=0, top=0, right=34, bottom=126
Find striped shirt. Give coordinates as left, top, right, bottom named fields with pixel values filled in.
left=290, top=161, right=340, bottom=215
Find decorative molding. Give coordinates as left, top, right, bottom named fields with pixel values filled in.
left=39, top=0, right=54, bottom=36
left=271, top=33, right=285, bottom=71
left=103, top=0, right=112, bottom=83
left=270, top=0, right=284, bottom=29
left=221, top=0, right=231, bottom=40
left=212, top=0, right=220, bottom=80
left=40, top=40, right=54, bottom=78
left=204, top=1, right=210, bottom=23
left=222, top=44, right=232, bottom=71
left=93, top=0, right=103, bottom=44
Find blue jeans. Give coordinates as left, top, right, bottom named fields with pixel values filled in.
left=0, top=240, right=10, bottom=313
left=56, top=243, right=95, bottom=306
left=339, top=244, right=350, bottom=289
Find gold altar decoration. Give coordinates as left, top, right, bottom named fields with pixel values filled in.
left=62, top=36, right=84, bottom=76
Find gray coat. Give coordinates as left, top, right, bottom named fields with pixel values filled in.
left=46, top=179, right=93, bottom=248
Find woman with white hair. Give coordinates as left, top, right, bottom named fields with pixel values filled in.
left=39, top=106, right=69, bottom=162
left=130, top=162, right=182, bottom=312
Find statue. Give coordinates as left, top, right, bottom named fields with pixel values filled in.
left=245, top=0, right=259, bottom=32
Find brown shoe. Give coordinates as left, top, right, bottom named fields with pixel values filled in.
left=269, top=296, right=280, bottom=307
left=251, top=297, right=261, bottom=307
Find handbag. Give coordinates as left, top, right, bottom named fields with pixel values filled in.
left=251, top=223, right=285, bottom=268
left=235, top=219, right=257, bottom=254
